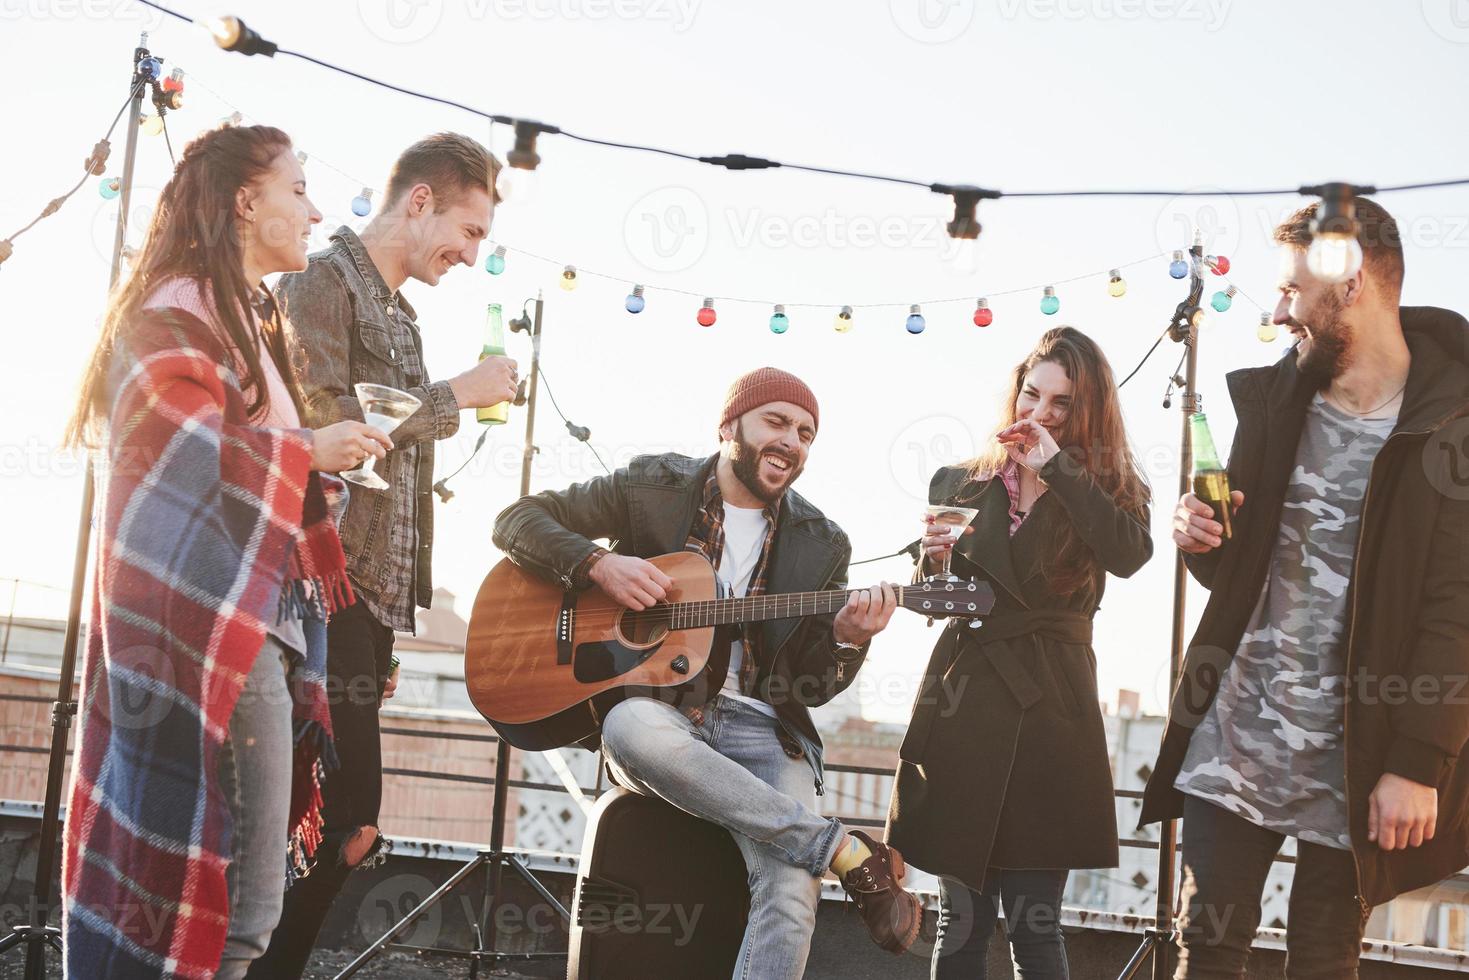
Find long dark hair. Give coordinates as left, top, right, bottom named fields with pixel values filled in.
left=68, top=123, right=307, bottom=445
left=964, top=325, right=1150, bottom=595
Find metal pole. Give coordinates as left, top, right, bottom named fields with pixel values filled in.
left=483, top=291, right=544, bottom=959
left=16, top=35, right=149, bottom=980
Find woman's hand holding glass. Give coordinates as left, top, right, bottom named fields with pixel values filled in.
left=309, top=420, right=393, bottom=473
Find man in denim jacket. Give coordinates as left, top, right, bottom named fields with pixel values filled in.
left=249, top=133, right=518, bottom=979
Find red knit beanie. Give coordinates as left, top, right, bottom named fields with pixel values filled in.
left=719, top=367, right=820, bottom=433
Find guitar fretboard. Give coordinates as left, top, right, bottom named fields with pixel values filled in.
left=665, top=588, right=905, bottom=630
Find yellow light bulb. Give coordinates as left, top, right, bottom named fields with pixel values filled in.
left=1257, top=313, right=1278, bottom=343
left=1107, top=269, right=1126, bottom=298
left=834, top=305, right=853, bottom=333
left=560, top=265, right=578, bottom=291
left=142, top=114, right=164, bottom=136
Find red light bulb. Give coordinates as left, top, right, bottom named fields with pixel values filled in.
left=1209, top=254, right=1230, bottom=275
left=696, top=298, right=716, bottom=328
left=973, top=298, right=993, bottom=327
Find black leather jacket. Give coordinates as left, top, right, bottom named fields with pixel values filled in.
left=493, top=452, right=866, bottom=794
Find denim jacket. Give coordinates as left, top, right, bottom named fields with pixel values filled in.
left=277, top=226, right=460, bottom=616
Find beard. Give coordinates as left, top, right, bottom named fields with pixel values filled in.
left=728, top=423, right=803, bottom=505
left=1291, top=289, right=1353, bottom=386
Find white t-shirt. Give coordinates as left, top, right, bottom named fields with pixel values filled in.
left=718, top=504, right=778, bottom=717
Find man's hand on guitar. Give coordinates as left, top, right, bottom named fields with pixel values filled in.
left=833, top=582, right=898, bottom=646
left=588, top=553, right=676, bottom=611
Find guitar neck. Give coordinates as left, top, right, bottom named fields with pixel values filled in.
left=665, top=588, right=899, bottom=630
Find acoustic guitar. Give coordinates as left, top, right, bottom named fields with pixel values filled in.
left=464, top=551, right=994, bottom=750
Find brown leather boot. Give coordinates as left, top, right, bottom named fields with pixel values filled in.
left=837, top=830, right=922, bottom=954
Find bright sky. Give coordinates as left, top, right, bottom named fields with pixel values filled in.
left=3, top=0, right=1467, bottom=721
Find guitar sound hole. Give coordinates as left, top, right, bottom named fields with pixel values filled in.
left=618, top=608, right=670, bottom=648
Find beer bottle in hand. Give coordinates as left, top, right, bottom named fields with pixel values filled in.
left=477, top=302, right=509, bottom=426
left=1190, top=412, right=1232, bottom=539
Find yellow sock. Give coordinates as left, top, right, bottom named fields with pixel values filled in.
left=829, top=833, right=873, bottom=876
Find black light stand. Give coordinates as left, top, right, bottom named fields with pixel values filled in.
left=336, top=292, right=571, bottom=979
left=0, top=34, right=153, bottom=980
left=1115, top=239, right=1207, bottom=980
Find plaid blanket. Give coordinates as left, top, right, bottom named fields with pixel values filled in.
left=62, top=279, right=351, bottom=979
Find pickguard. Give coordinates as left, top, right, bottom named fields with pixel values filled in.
left=573, top=639, right=663, bottom=683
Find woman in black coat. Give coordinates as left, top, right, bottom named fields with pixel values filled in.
left=887, top=326, right=1154, bottom=978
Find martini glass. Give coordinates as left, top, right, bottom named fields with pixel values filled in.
left=922, top=504, right=981, bottom=580
left=341, top=382, right=420, bottom=490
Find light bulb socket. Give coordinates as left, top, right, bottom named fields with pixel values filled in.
left=1042, top=286, right=1056, bottom=297
left=207, top=16, right=278, bottom=57
left=631, top=284, right=644, bottom=297
left=839, top=305, right=853, bottom=317
left=1310, top=182, right=1359, bottom=241
left=976, top=297, right=989, bottom=310
left=931, top=183, right=997, bottom=241
left=507, top=119, right=559, bottom=171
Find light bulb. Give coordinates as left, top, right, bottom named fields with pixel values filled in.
left=1107, top=269, right=1126, bottom=298
left=973, top=298, right=992, bottom=327
left=351, top=188, right=373, bottom=217
left=1211, top=286, right=1237, bottom=313
left=162, top=68, right=185, bottom=94
left=220, top=111, right=243, bottom=128
left=1257, top=312, right=1278, bottom=343
left=834, top=305, right=853, bottom=333
left=1168, top=250, right=1190, bottom=279
left=1207, top=254, right=1230, bottom=276
left=295, top=150, right=308, bottom=166
left=138, top=56, right=163, bottom=80
left=1306, top=235, right=1363, bottom=283
left=769, top=304, right=790, bottom=334
left=141, top=114, right=164, bottom=137
left=1040, top=286, right=1059, bottom=316
left=625, top=285, right=645, bottom=314
left=484, top=245, right=506, bottom=275
left=560, top=265, right=578, bottom=291
left=99, top=177, right=120, bottom=200
left=697, top=298, right=716, bottom=328
left=1190, top=307, right=1212, bottom=330
left=905, top=304, right=926, bottom=334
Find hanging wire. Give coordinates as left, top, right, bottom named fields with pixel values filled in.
left=127, top=0, right=1469, bottom=205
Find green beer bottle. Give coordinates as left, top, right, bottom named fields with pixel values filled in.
left=477, top=302, right=509, bottom=426
left=1190, top=412, right=1232, bottom=539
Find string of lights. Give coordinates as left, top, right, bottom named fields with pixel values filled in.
left=127, top=0, right=1469, bottom=277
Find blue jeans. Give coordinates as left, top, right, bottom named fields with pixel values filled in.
left=599, top=695, right=846, bottom=980
left=932, top=869, right=1070, bottom=979
left=216, top=637, right=293, bottom=979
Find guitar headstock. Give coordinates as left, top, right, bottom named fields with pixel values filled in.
left=901, top=578, right=995, bottom=620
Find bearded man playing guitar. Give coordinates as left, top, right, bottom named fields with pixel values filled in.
left=491, top=367, right=920, bottom=973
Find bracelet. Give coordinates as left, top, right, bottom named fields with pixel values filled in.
left=388, top=654, right=400, bottom=674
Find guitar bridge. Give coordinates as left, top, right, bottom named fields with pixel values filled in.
left=557, top=592, right=577, bottom=665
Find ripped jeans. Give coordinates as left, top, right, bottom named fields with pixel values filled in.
left=245, top=600, right=395, bottom=980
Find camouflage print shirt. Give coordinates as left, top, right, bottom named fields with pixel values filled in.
left=1175, top=393, right=1397, bottom=849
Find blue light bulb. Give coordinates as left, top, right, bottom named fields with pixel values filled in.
left=484, top=245, right=506, bottom=275
left=1039, top=286, right=1060, bottom=315
left=1168, top=250, right=1189, bottom=279
left=905, top=304, right=926, bottom=334
left=769, top=304, right=789, bottom=334
left=626, top=285, right=646, bottom=314
left=138, top=57, right=163, bottom=80
left=351, top=187, right=373, bottom=217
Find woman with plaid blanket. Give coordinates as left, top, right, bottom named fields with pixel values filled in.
left=62, top=124, right=392, bottom=979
